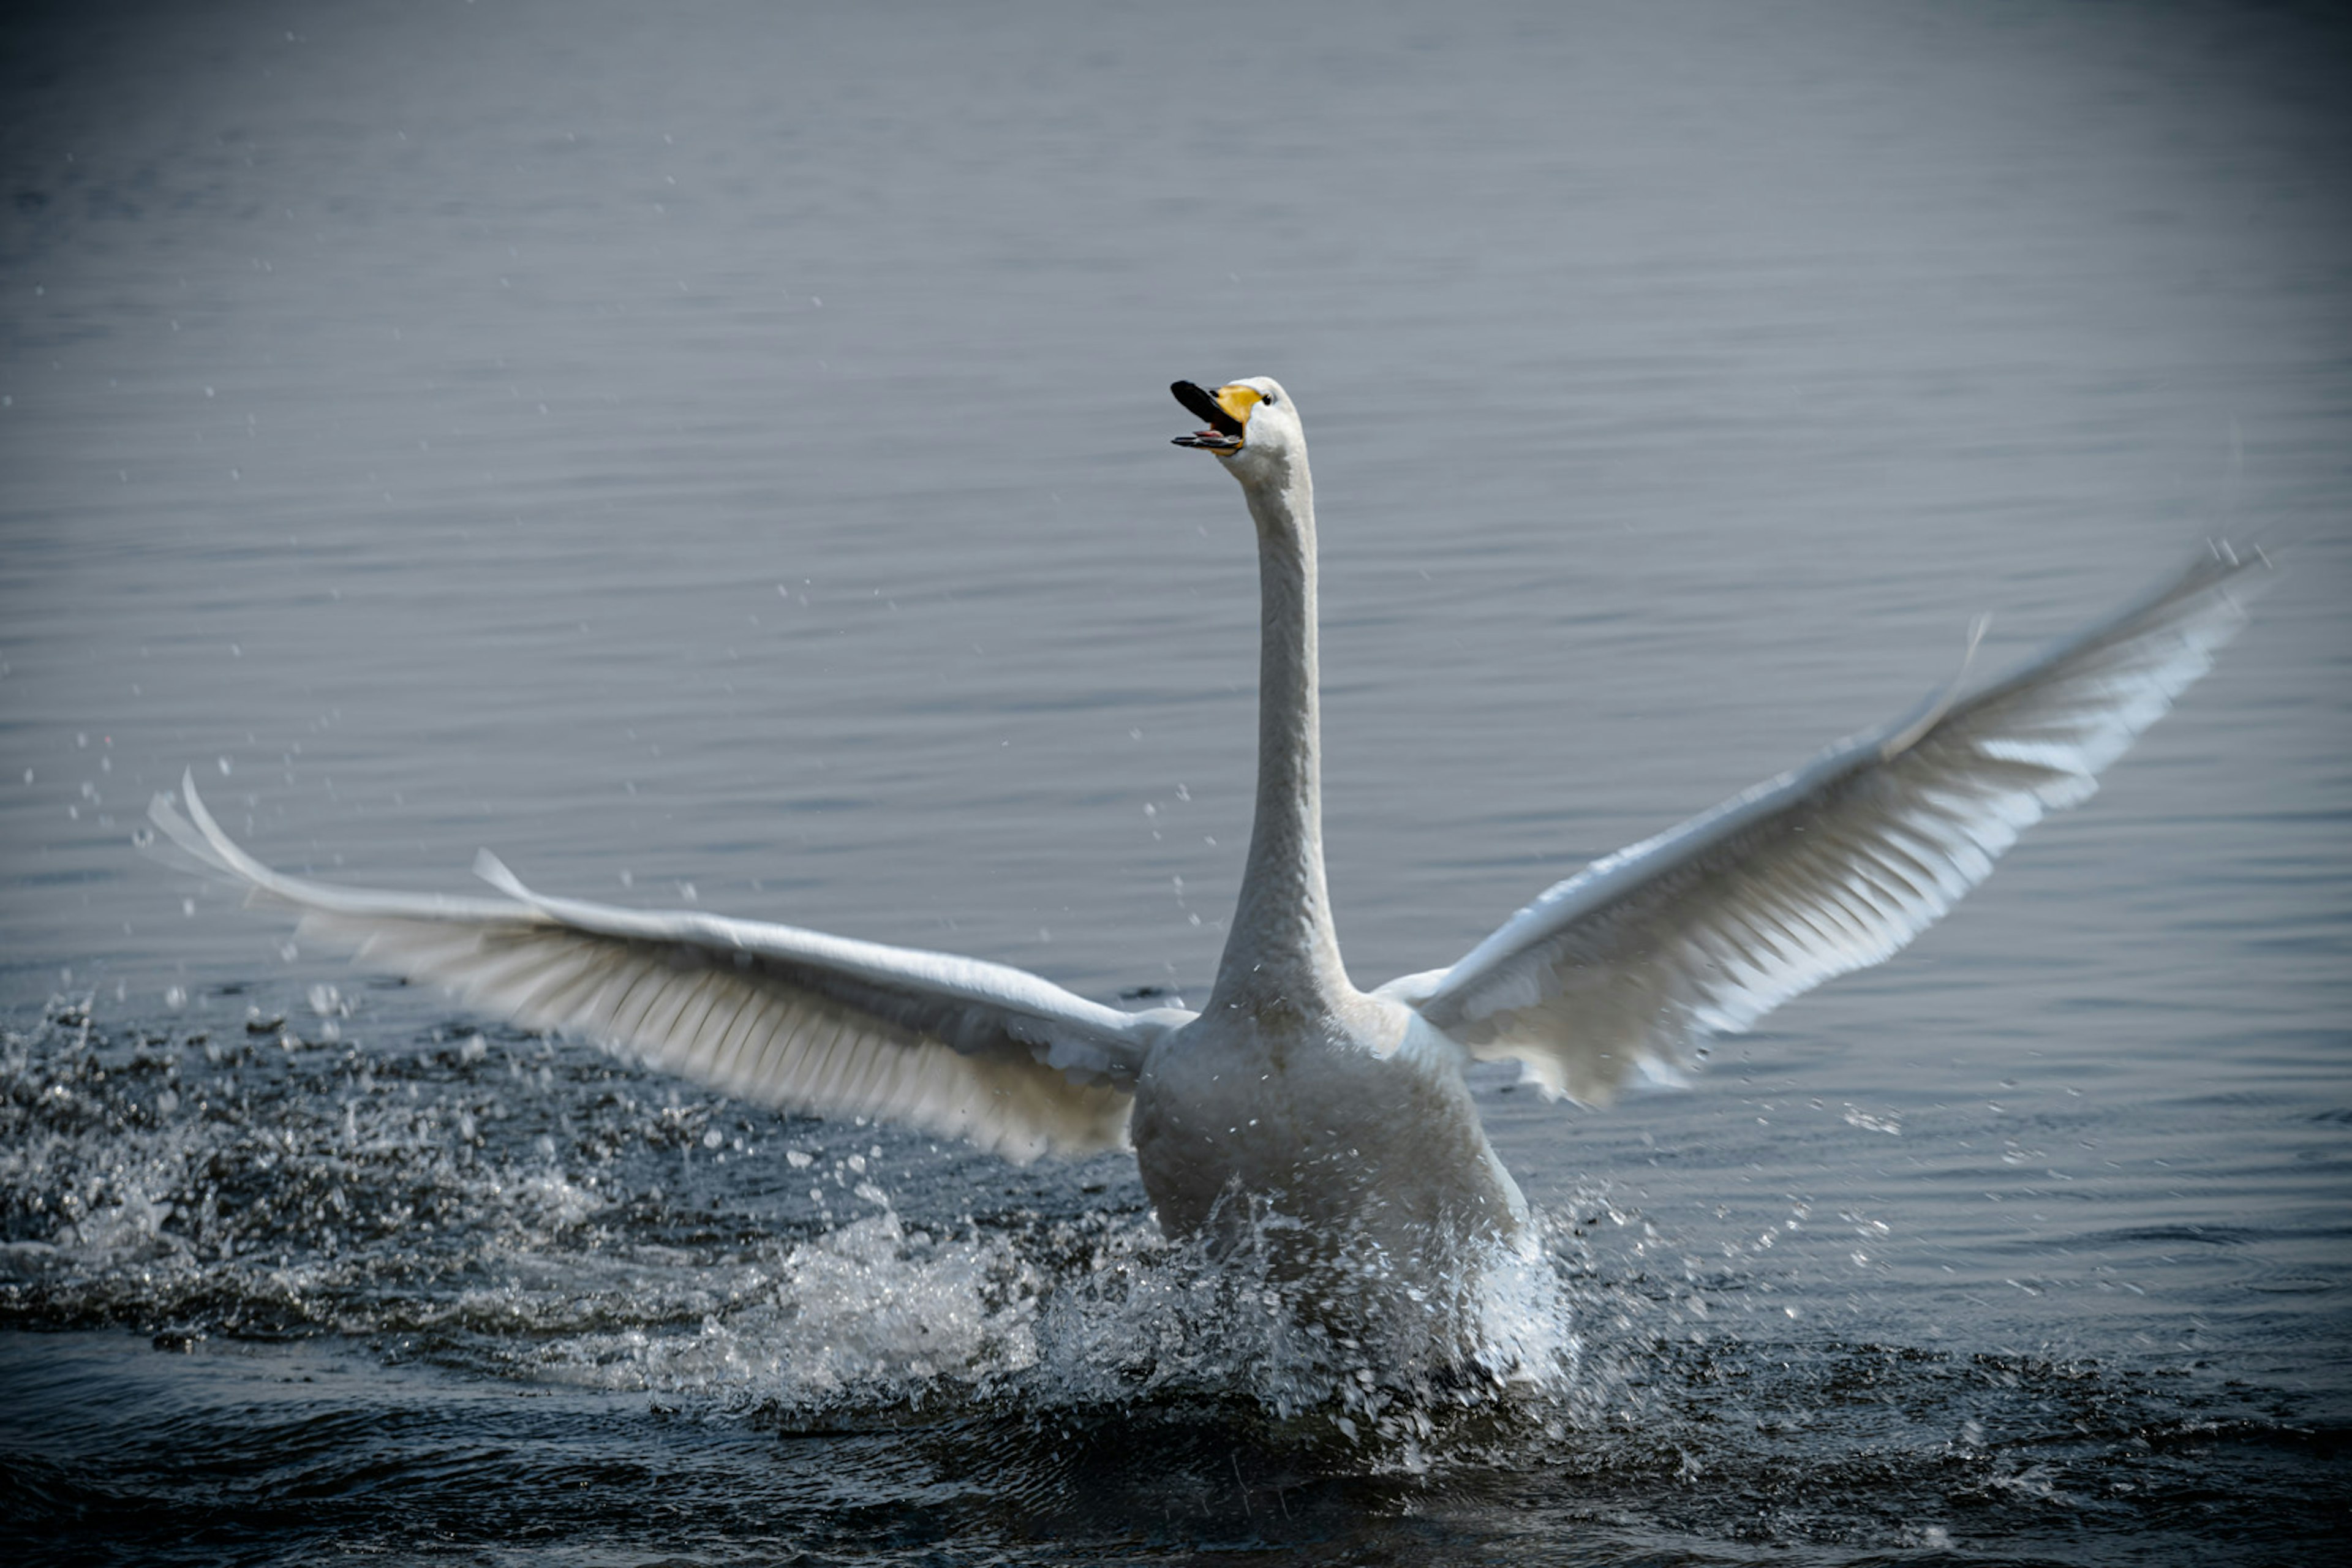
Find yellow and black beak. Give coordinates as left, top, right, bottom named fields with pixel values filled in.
left=1170, top=381, right=1262, bottom=453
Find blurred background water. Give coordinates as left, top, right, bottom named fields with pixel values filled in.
left=2, top=1, right=2347, bottom=1562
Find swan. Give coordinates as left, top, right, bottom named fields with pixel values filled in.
left=149, top=375, right=2263, bottom=1336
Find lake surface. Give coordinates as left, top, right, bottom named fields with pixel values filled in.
left=4, top=1, right=2348, bottom=1561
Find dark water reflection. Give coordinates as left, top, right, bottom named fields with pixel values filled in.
left=4, top=1, right=2348, bottom=1561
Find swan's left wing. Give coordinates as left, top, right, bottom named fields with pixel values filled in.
left=149, top=777, right=1186, bottom=1161
left=1377, top=546, right=2265, bottom=1104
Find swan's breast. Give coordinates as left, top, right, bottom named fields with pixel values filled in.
left=1129, top=995, right=1528, bottom=1249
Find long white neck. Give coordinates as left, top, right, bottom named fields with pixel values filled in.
left=1207, top=450, right=1353, bottom=1017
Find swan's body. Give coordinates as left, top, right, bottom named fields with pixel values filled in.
left=1134, top=379, right=1531, bottom=1284
left=151, top=375, right=2262, bottom=1343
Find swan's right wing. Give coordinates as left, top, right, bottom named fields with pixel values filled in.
left=149, top=777, right=1188, bottom=1162
left=1381, top=546, right=2265, bottom=1104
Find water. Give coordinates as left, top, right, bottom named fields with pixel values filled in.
left=4, top=1, right=2349, bottom=1560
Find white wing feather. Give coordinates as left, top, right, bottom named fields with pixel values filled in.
left=1381, top=545, right=2267, bottom=1104
left=148, top=777, right=1185, bottom=1161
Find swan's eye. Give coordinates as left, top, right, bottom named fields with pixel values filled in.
left=1263, top=391, right=1281, bottom=407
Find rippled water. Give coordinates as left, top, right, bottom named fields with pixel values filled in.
left=4, top=2, right=2348, bottom=1562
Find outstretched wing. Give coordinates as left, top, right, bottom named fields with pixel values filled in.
left=149, top=778, right=1187, bottom=1161
left=1377, top=545, right=2266, bottom=1105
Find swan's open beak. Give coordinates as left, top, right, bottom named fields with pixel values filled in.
left=1170, top=381, right=1261, bottom=453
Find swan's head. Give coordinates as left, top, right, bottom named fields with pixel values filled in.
left=1170, top=377, right=1302, bottom=478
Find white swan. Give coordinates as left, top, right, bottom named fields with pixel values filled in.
left=149, top=375, right=2263, bottom=1314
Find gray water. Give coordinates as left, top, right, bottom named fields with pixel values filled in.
left=4, top=2, right=2349, bottom=1561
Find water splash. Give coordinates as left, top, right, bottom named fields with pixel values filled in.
left=6, top=998, right=2337, bottom=1557
left=0, top=997, right=1605, bottom=1469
